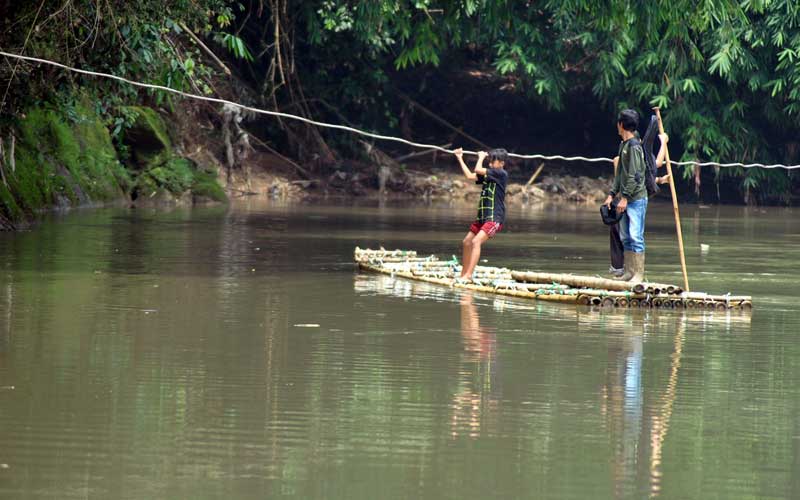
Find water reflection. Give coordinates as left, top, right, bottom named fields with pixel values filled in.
left=450, top=293, right=499, bottom=439
left=596, top=311, right=688, bottom=499
left=647, top=319, right=685, bottom=498
left=1, top=201, right=793, bottom=500
left=600, top=318, right=644, bottom=499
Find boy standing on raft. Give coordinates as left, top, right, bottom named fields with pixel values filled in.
left=454, top=148, right=509, bottom=283
left=604, top=109, right=648, bottom=283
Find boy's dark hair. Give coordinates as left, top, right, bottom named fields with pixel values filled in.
left=488, top=148, right=508, bottom=164
left=616, top=109, right=639, bottom=132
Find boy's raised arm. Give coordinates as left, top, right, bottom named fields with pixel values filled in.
left=655, top=133, right=671, bottom=184
left=655, top=133, right=669, bottom=168
left=473, top=151, right=488, bottom=176
left=454, top=148, right=478, bottom=180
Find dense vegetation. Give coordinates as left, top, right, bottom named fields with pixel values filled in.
left=2, top=0, right=800, bottom=207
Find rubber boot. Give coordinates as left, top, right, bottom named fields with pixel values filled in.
left=630, top=252, right=645, bottom=284
left=609, top=266, right=624, bottom=278
left=614, top=251, right=635, bottom=281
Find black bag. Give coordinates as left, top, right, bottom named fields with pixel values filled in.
left=600, top=201, right=623, bottom=226
left=641, top=115, right=660, bottom=196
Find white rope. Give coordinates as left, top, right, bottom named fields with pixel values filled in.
left=2, top=50, right=800, bottom=170
left=671, top=160, right=800, bottom=170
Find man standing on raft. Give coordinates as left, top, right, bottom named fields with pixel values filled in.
left=604, top=109, right=648, bottom=283
left=454, top=147, right=509, bottom=283
left=608, top=116, right=670, bottom=277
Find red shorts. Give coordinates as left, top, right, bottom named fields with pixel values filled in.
left=469, top=221, right=503, bottom=238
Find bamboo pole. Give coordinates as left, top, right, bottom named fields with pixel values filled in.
left=512, top=271, right=662, bottom=293
left=525, top=163, right=546, bottom=188
left=179, top=22, right=232, bottom=76
left=394, top=90, right=492, bottom=151
left=654, top=107, right=690, bottom=292
left=247, top=129, right=312, bottom=179
left=394, top=143, right=452, bottom=162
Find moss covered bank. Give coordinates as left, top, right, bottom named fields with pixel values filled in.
left=0, top=104, right=226, bottom=230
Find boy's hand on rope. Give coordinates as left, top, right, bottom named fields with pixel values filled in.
left=659, top=133, right=669, bottom=144
left=657, top=174, right=671, bottom=185
left=454, top=147, right=463, bottom=159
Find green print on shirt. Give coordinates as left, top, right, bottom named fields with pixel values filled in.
left=477, top=182, right=497, bottom=222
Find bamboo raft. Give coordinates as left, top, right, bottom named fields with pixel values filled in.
left=354, top=247, right=753, bottom=311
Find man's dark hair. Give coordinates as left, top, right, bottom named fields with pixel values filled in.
left=488, top=148, right=508, bottom=164
left=616, top=109, right=639, bottom=132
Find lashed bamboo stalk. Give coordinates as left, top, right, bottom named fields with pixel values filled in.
left=633, top=283, right=684, bottom=295
left=358, top=257, right=434, bottom=264
left=512, top=271, right=637, bottom=291
left=679, top=292, right=751, bottom=302
left=357, top=250, right=751, bottom=310
left=355, top=247, right=418, bottom=257
left=411, top=265, right=509, bottom=273
left=493, top=282, right=570, bottom=291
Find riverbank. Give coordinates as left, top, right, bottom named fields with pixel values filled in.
left=0, top=93, right=613, bottom=231
left=0, top=99, right=228, bottom=231
left=257, top=160, right=611, bottom=205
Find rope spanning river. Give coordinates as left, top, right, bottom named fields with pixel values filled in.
left=0, top=199, right=797, bottom=499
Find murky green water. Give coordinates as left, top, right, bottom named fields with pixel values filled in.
left=0, top=199, right=798, bottom=499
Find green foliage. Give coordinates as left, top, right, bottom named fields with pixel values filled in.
left=287, top=0, right=800, bottom=202
left=120, top=106, right=173, bottom=151
left=192, top=171, right=228, bottom=202
left=0, top=105, right=129, bottom=222
left=219, top=33, right=254, bottom=61
left=4, top=1, right=800, bottom=203
left=144, top=158, right=195, bottom=194
left=134, top=157, right=227, bottom=202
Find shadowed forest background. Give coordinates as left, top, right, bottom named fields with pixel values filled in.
left=2, top=0, right=800, bottom=228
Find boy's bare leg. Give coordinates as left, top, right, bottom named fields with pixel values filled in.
left=460, top=232, right=475, bottom=278
left=462, top=231, right=490, bottom=278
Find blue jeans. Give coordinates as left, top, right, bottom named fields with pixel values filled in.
left=619, top=197, right=647, bottom=253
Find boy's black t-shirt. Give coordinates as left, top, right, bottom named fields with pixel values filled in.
left=475, top=168, right=509, bottom=224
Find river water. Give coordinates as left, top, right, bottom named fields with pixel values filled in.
left=0, top=199, right=797, bottom=499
